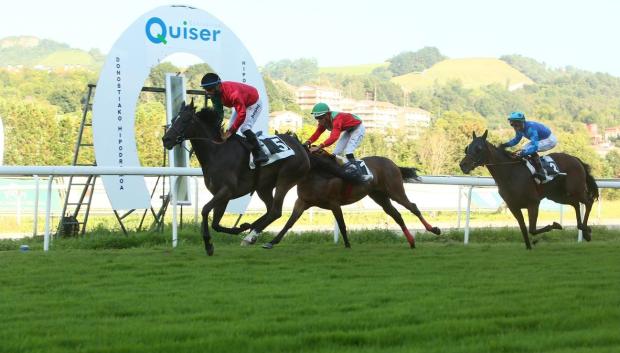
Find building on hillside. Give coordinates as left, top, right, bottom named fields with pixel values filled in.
left=269, top=111, right=303, bottom=132
left=400, top=107, right=432, bottom=138
left=296, top=85, right=342, bottom=111
left=586, top=123, right=604, bottom=144
left=604, top=126, right=620, bottom=141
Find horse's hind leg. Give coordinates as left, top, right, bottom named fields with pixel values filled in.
left=263, top=199, right=309, bottom=249
left=243, top=181, right=296, bottom=245
left=387, top=187, right=440, bottom=235
left=369, top=192, right=415, bottom=248
left=331, top=206, right=350, bottom=248
left=572, top=200, right=593, bottom=241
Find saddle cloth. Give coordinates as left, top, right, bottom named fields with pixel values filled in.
left=524, top=155, right=565, bottom=184
left=354, top=159, right=374, bottom=180
left=248, top=133, right=295, bottom=169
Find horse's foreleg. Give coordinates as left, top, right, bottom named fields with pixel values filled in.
left=572, top=201, right=593, bottom=241
left=200, top=189, right=233, bottom=256
left=527, top=204, right=562, bottom=239
left=369, top=192, right=415, bottom=248
left=210, top=203, right=244, bottom=235
left=508, top=206, right=532, bottom=250
left=250, top=181, right=296, bottom=234
left=245, top=188, right=275, bottom=232
left=263, top=198, right=308, bottom=249
left=331, top=206, right=350, bottom=248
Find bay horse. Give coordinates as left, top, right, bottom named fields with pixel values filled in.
left=459, top=130, right=599, bottom=249
left=162, top=100, right=310, bottom=255
left=262, top=150, right=441, bottom=249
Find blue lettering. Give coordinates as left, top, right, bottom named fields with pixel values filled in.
left=189, top=27, right=198, bottom=40
left=145, top=17, right=220, bottom=44
left=145, top=17, right=167, bottom=44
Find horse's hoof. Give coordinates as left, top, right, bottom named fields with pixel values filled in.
left=262, top=243, right=273, bottom=249
left=552, top=222, right=562, bottom=230
left=410, top=242, right=416, bottom=249
left=240, top=236, right=257, bottom=246
left=532, top=238, right=539, bottom=245
left=431, top=227, right=441, bottom=235
left=206, top=243, right=214, bottom=256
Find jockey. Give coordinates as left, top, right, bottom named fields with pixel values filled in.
left=499, top=111, right=557, bottom=183
left=304, top=102, right=372, bottom=182
left=200, top=73, right=268, bottom=164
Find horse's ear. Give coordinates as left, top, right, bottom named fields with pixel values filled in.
left=472, top=131, right=477, bottom=139
left=481, top=130, right=488, bottom=140
left=190, top=97, right=195, bottom=107
left=180, top=101, right=186, bottom=109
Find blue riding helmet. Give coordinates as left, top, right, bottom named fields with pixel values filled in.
left=508, top=111, right=526, bottom=121
left=201, top=73, right=221, bottom=88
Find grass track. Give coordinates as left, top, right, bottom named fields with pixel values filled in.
left=1, top=230, right=619, bottom=353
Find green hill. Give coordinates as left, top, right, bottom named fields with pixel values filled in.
left=391, top=58, right=534, bottom=91
left=0, top=36, right=102, bottom=69
left=319, top=62, right=388, bottom=75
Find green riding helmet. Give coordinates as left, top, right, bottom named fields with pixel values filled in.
left=311, top=102, right=330, bottom=119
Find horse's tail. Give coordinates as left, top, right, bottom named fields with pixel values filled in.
left=577, top=158, right=599, bottom=201
left=399, top=167, right=421, bottom=182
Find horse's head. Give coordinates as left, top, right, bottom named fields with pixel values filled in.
left=162, top=99, right=198, bottom=150
left=460, top=130, right=490, bottom=174
left=162, top=99, right=224, bottom=150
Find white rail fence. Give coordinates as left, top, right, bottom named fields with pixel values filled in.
left=1, top=166, right=619, bottom=251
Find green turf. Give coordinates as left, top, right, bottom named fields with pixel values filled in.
left=1, top=229, right=619, bottom=353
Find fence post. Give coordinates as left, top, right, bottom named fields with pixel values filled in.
left=171, top=176, right=178, bottom=248
left=333, top=219, right=339, bottom=244
left=577, top=203, right=584, bottom=242
left=194, top=176, right=199, bottom=227
left=464, top=186, right=474, bottom=245
left=33, top=175, right=40, bottom=236
left=457, top=185, right=463, bottom=229
left=43, top=175, right=53, bottom=252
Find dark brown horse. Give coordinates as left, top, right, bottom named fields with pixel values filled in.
left=162, top=101, right=310, bottom=255
left=459, top=130, right=599, bottom=249
left=262, top=150, right=441, bottom=249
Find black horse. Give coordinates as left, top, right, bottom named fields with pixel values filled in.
left=459, top=130, right=599, bottom=249
left=162, top=100, right=310, bottom=255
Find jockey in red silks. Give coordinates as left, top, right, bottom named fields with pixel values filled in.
left=201, top=73, right=268, bottom=164
left=304, top=102, right=371, bottom=183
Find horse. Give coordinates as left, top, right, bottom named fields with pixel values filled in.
left=459, top=130, right=599, bottom=250
left=262, top=150, right=441, bottom=249
left=162, top=100, right=310, bottom=255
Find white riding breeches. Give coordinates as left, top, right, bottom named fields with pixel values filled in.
left=333, top=124, right=366, bottom=156
left=523, top=133, right=557, bottom=153
left=227, top=98, right=263, bottom=133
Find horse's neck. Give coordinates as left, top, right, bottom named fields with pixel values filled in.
left=485, top=144, right=521, bottom=184
left=190, top=140, right=217, bottom=173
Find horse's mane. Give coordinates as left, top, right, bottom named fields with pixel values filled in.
left=195, top=107, right=224, bottom=136
left=307, top=152, right=349, bottom=180
left=491, top=141, right=521, bottom=161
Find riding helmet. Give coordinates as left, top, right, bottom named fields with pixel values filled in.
left=508, top=111, right=526, bottom=121
left=201, top=73, right=221, bottom=88
left=311, top=102, right=330, bottom=119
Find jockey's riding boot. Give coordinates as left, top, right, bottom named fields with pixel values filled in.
left=529, top=153, right=545, bottom=183
left=243, top=130, right=269, bottom=165
left=343, top=160, right=372, bottom=183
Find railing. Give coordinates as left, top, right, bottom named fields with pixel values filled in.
left=1, top=166, right=619, bottom=251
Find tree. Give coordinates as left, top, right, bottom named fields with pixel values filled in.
left=262, top=58, right=319, bottom=86
left=388, top=47, right=446, bottom=76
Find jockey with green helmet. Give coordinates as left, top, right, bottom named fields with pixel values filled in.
left=200, top=72, right=268, bottom=164
left=499, top=111, right=557, bottom=183
left=304, top=102, right=371, bottom=183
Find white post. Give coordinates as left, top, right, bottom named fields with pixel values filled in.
left=597, top=189, right=601, bottom=225
left=194, top=176, right=199, bottom=226
left=43, top=175, right=53, bottom=252
left=464, top=186, right=474, bottom=245
left=171, top=176, right=178, bottom=248
left=333, top=219, right=339, bottom=244
left=577, top=203, right=584, bottom=242
left=559, top=203, right=563, bottom=227
left=33, top=174, right=40, bottom=236
left=457, top=185, right=462, bottom=229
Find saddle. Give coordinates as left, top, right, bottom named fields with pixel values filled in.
left=524, top=155, right=565, bottom=184
left=241, top=132, right=295, bottom=169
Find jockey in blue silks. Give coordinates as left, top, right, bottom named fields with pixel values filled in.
left=499, top=111, right=558, bottom=183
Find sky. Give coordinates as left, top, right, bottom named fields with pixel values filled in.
left=1, top=0, right=620, bottom=76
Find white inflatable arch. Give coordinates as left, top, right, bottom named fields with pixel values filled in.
left=93, top=5, right=268, bottom=210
